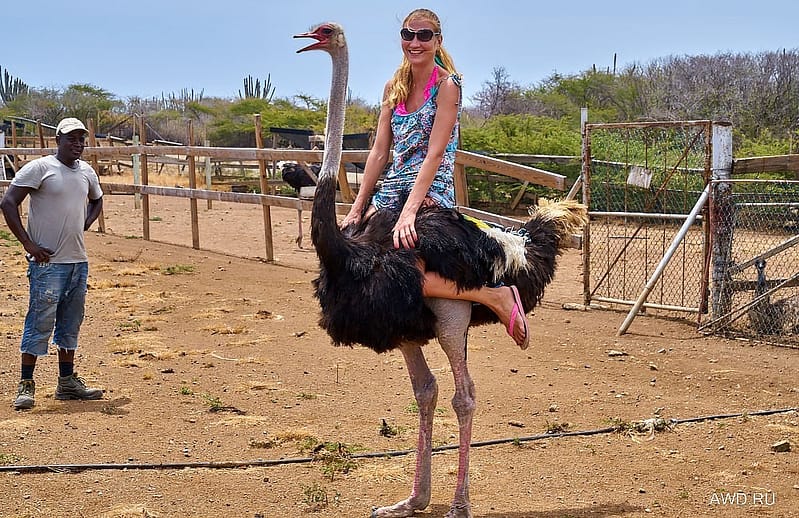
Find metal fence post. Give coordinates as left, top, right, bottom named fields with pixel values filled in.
left=710, top=122, right=734, bottom=319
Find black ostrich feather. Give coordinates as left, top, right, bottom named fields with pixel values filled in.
left=312, top=177, right=577, bottom=352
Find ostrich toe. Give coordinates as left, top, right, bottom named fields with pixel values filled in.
left=371, top=498, right=427, bottom=518
left=445, top=502, right=473, bottom=518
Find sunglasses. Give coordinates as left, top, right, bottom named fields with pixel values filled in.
left=400, top=27, right=440, bottom=42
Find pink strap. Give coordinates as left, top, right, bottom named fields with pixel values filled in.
left=395, top=67, right=439, bottom=115
left=508, top=303, right=520, bottom=336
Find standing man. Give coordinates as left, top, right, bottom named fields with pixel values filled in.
left=1, top=117, right=104, bottom=409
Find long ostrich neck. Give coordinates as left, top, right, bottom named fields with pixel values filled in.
left=320, top=47, right=348, bottom=179
left=311, top=41, right=350, bottom=261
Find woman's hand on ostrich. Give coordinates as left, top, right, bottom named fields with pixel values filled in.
left=392, top=212, right=418, bottom=249
left=340, top=207, right=362, bottom=229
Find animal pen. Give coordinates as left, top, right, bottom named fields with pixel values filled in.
left=581, top=120, right=799, bottom=347
left=0, top=115, right=567, bottom=255
left=4, top=116, right=798, bottom=346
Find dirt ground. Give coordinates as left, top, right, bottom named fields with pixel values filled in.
left=0, top=191, right=798, bottom=518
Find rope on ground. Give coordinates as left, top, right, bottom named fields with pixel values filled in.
left=1, top=406, right=796, bottom=474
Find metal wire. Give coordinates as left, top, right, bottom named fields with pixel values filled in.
left=1, top=406, right=795, bottom=474
left=710, top=178, right=799, bottom=346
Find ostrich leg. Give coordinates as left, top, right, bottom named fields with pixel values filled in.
left=432, top=299, right=475, bottom=518
left=372, top=343, right=438, bottom=518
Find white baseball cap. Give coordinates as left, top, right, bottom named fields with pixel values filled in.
left=56, top=117, right=88, bottom=136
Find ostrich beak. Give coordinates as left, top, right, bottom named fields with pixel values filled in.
left=294, top=31, right=325, bottom=53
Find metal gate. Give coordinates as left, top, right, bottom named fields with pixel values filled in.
left=583, top=121, right=713, bottom=315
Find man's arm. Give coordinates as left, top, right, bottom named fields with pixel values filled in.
left=84, top=196, right=103, bottom=231
left=0, top=185, right=52, bottom=262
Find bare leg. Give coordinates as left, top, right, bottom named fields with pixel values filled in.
left=429, top=298, right=475, bottom=518
left=372, top=344, right=437, bottom=518
left=422, top=270, right=529, bottom=349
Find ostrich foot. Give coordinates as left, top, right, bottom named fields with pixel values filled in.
left=371, top=497, right=428, bottom=518
left=445, top=502, right=473, bottom=518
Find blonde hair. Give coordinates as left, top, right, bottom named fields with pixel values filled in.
left=385, top=8, right=459, bottom=109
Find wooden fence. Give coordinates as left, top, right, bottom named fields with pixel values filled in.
left=0, top=144, right=567, bottom=262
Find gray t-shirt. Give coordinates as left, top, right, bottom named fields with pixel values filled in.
left=11, top=155, right=103, bottom=263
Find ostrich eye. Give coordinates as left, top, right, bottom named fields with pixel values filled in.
left=321, top=27, right=333, bottom=36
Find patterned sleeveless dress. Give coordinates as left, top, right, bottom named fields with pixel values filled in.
left=371, top=67, right=462, bottom=210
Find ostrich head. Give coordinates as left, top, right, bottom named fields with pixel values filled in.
left=754, top=258, right=768, bottom=296
left=294, top=22, right=346, bottom=56
left=294, top=22, right=348, bottom=182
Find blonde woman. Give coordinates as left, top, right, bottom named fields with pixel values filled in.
left=341, top=8, right=530, bottom=348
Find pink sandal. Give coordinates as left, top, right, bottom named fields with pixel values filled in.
left=506, top=286, right=530, bottom=350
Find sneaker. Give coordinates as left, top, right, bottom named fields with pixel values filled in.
left=14, top=379, right=35, bottom=409
left=55, top=373, right=103, bottom=400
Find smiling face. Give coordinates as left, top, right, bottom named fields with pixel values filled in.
left=56, top=130, right=87, bottom=165
left=400, top=15, right=441, bottom=66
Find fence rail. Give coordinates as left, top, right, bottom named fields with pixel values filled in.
left=1, top=144, right=566, bottom=262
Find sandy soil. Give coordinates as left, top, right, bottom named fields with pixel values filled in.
left=0, top=192, right=797, bottom=518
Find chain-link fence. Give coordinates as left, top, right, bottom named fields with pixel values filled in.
left=584, top=121, right=711, bottom=314
left=702, top=179, right=799, bottom=346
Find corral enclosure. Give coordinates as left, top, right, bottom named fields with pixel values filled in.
left=583, top=120, right=799, bottom=347
left=3, top=116, right=799, bottom=347
left=1, top=118, right=799, bottom=516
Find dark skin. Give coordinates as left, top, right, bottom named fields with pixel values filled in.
left=0, top=129, right=103, bottom=368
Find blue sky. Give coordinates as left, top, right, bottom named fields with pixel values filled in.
left=4, top=0, right=798, bottom=108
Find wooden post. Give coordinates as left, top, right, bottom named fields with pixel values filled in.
left=253, top=114, right=275, bottom=262
left=699, top=121, right=713, bottom=318
left=187, top=121, right=200, bottom=249
left=204, top=139, right=212, bottom=209
left=132, top=135, right=141, bottom=209
left=10, top=121, right=17, bottom=169
left=86, top=119, right=106, bottom=233
left=337, top=163, right=355, bottom=202
left=710, top=122, right=734, bottom=320
left=582, top=112, right=592, bottom=308
left=567, top=107, right=588, bottom=201
left=454, top=125, right=469, bottom=206
left=137, top=116, right=151, bottom=241
left=510, top=181, right=529, bottom=210
left=36, top=120, right=45, bottom=149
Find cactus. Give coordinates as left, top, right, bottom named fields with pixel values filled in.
left=0, top=66, right=29, bottom=105
left=239, top=74, right=275, bottom=101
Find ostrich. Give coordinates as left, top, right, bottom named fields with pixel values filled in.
left=749, top=259, right=778, bottom=335
left=748, top=258, right=799, bottom=336
left=295, top=23, right=587, bottom=517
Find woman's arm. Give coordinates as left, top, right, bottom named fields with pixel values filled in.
left=341, top=82, right=394, bottom=228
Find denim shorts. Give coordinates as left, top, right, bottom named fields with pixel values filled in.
left=20, top=261, right=88, bottom=356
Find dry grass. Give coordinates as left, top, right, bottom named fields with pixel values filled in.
left=209, top=415, right=272, bottom=427
left=99, top=505, right=161, bottom=518
left=191, top=307, right=234, bottom=319
left=91, top=279, right=138, bottom=289
left=246, top=429, right=318, bottom=450
left=107, top=335, right=165, bottom=356
left=200, top=324, right=247, bottom=335
left=116, top=267, right=150, bottom=276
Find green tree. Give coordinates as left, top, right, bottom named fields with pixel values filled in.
left=461, top=114, right=580, bottom=155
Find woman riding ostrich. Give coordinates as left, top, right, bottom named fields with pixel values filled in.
left=295, top=13, right=586, bottom=518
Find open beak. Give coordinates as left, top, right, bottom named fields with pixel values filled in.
left=294, top=31, right=324, bottom=53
